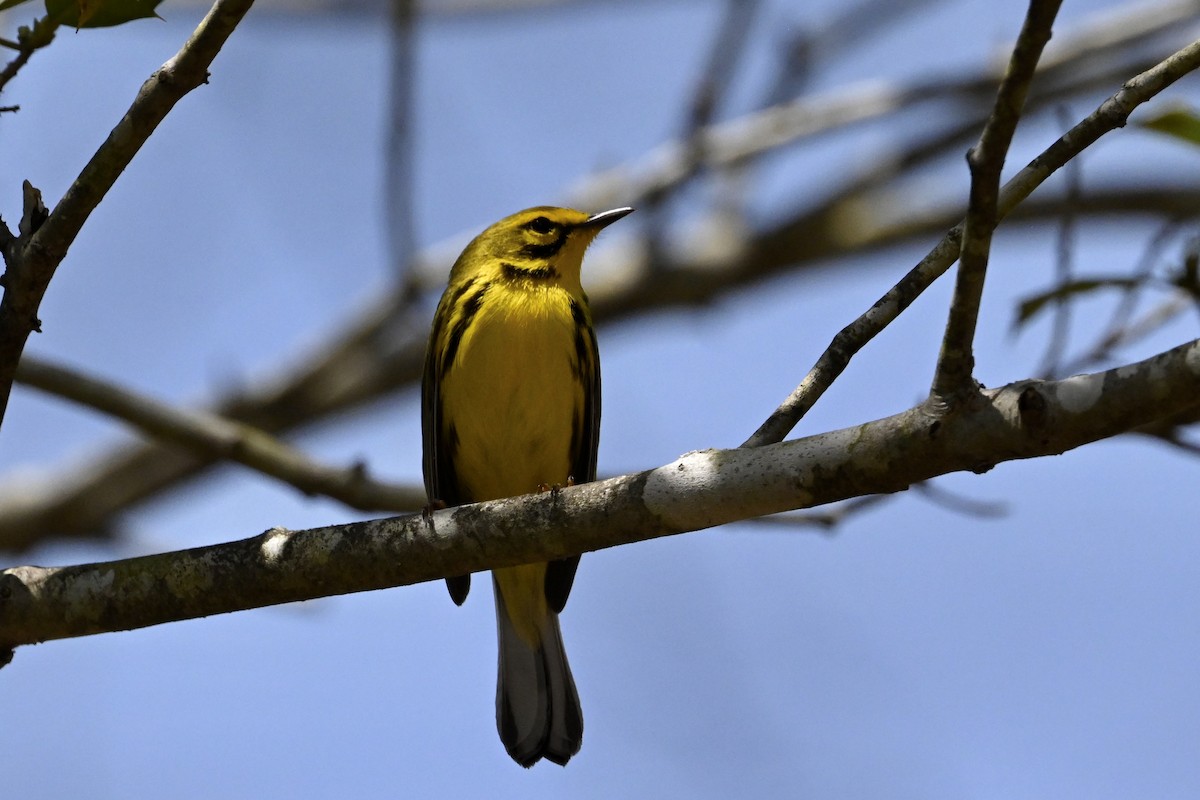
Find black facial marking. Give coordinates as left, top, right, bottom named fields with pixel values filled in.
left=502, top=261, right=558, bottom=281
left=519, top=230, right=567, bottom=260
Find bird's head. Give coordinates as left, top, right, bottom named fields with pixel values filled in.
left=452, top=206, right=633, bottom=292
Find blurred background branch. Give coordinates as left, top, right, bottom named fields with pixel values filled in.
left=2, top=0, right=1200, bottom=551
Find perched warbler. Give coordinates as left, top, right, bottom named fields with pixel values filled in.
left=422, top=205, right=633, bottom=767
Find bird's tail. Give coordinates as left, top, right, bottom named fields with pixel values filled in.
left=493, top=568, right=583, bottom=767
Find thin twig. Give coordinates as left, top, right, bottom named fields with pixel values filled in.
left=0, top=16, right=58, bottom=95
left=743, top=32, right=1200, bottom=447
left=16, top=356, right=424, bottom=511
left=1036, top=105, right=1082, bottom=378
left=1145, top=430, right=1200, bottom=455
left=763, top=0, right=945, bottom=105
left=741, top=495, right=891, bottom=532
left=640, top=0, right=761, bottom=264
left=386, top=0, right=418, bottom=287
left=578, top=0, right=1197, bottom=213
left=931, top=0, right=1062, bottom=401
left=0, top=0, right=258, bottom=434
left=685, top=0, right=760, bottom=137
left=1096, top=219, right=1186, bottom=351
left=1059, top=293, right=1193, bottom=376
left=1174, top=238, right=1200, bottom=324
left=911, top=481, right=1007, bottom=518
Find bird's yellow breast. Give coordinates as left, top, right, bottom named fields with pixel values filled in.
left=440, top=282, right=583, bottom=503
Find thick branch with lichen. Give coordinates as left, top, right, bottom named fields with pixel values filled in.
left=2, top=336, right=1197, bottom=656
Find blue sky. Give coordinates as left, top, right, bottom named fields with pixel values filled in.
left=2, top=1, right=1199, bottom=798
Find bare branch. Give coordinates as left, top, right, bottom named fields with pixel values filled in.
left=1035, top=105, right=1082, bottom=378
left=16, top=356, right=424, bottom=511
left=386, top=0, right=418, bottom=286
left=762, top=0, right=944, bottom=105
left=0, top=0, right=258, bottom=431
left=911, top=481, right=1007, bottom=519
left=638, top=0, right=762, bottom=258
left=931, top=0, right=1061, bottom=401
left=684, top=0, right=760, bottom=136
left=3, top=336, right=1198, bottom=652
left=0, top=290, right=413, bottom=549
left=1143, top=430, right=1200, bottom=456
left=743, top=33, right=1200, bottom=448
left=1059, top=292, right=1193, bottom=376
left=0, top=16, right=58, bottom=95
left=576, top=0, right=1198, bottom=214
left=741, top=495, right=891, bottom=532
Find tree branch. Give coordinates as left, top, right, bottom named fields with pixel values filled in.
left=0, top=15, right=59, bottom=96
left=16, top=356, right=424, bottom=511
left=930, top=0, right=1061, bottom=401
left=2, top=335, right=1197, bottom=654
left=1035, top=106, right=1082, bottom=378
left=574, top=0, right=1196, bottom=213
left=2, top=9, right=1198, bottom=547
left=743, top=32, right=1200, bottom=447
left=385, top=0, right=418, bottom=286
left=0, top=0, right=257, bottom=432
left=1, top=180, right=1196, bottom=551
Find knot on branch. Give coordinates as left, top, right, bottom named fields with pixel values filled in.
left=18, top=180, right=48, bottom=239
left=1017, top=384, right=1048, bottom=429
left=928, top=375, right=988, bottom=417
left=0, top=570, right=32, bottom=656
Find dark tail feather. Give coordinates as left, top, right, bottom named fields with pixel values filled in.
left=493, top=582, right=583, bottom=767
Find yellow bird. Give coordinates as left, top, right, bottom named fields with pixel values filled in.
left=422, top=205, right=633, bottom=767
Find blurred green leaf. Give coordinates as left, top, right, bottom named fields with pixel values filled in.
left=44, top=0, right=163, bottom=28
left=0, top=0, right=38, bottom=12
left=1014, top=277, right=1142, bottom=329
left=1138, top=104, right=1200, bottom=147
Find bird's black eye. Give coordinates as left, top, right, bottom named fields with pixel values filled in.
left=527, top=216, right=555, bottom=234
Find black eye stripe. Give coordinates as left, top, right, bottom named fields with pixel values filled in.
left=519, top=233, right=567, bottom=260
left=502, top=262, right=558, bottom=281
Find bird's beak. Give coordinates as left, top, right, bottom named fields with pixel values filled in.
left=582, top=207, right=634, bottom=229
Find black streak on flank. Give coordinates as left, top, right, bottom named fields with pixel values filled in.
left=444, top=276, right=477, bottom=311
left=569, top=297, right=589, bottom=327
left=502, top=262, right=558, bottom=281
left=441, top=281, right=490, bottom=378
left=569, top=298, right=593, bottom=382
left=519, top=230, right=567, bottom=260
